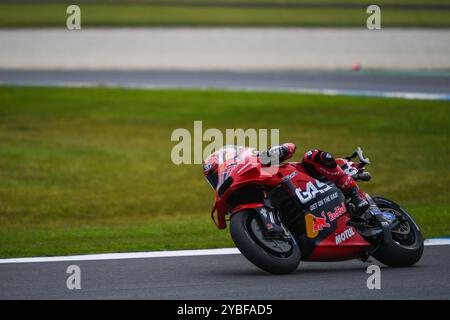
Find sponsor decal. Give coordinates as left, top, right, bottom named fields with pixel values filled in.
left=309, top=191, right=339, bottom=211
left=335, top=227, right=356, bottom=245
left=326, top=202, right=347, bottom=222
left=295, top=180, right=332, bottom=204
left=305, top=212, right=331, bottom=239
left=312, top=212, right=331, bottom=232
left=318, top=166, right=341, bottom=177
left=283, top=171, right=298, bottom=182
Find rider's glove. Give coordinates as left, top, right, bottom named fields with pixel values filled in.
left=260, top=143, right=296, bottom=166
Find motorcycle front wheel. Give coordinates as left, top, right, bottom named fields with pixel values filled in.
left=230, top=210, right=301, bottom=274
left=371, top=196, right=424, bottom=267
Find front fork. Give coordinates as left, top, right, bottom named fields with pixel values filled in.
left=252, top=192, right=287, bottom=239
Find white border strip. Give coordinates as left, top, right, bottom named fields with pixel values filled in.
left=424, top=238, right=450, bottom=246
left=0, top=239, right=448, bottom=264
left=0, top=248, right=241, bottom=264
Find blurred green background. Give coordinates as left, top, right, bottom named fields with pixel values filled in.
left=0, top=0, right=449, bottom=27
left=0, top=86, right=449, bottom=257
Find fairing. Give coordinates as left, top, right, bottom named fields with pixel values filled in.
left=207, top=146, right=371, bottom=261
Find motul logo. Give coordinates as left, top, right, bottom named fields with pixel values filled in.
left=335, top=227, right=355, bottom=245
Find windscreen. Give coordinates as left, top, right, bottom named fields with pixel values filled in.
left=216, top=146, right=254, bottom=190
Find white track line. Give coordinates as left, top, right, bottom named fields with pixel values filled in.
left=1, top=81, right=449, bottom=101
left=0, top=239, right=448, bottom=264
left=0, top=248, right=240, bottom=264
left=423, top=238, right=450, bottom=246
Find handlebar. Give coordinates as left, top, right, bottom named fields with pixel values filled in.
left=345, top=146, right=370, bottom=168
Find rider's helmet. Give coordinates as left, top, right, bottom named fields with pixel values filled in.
left=204, top=146, right=255, bottom=190
left=203, top=151, right=219, bottom=189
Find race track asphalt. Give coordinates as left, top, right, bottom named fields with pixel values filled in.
left=0, top=245, right=448, bottom=299
left=1, top=69, right=450, bottom=96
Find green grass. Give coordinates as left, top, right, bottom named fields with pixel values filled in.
left=0, top=86, right=449, bottom=258
left=0, top=217, right=233, bottom=258
left=0, top=3, right=450, bottom=28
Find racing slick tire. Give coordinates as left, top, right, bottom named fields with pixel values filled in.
left=371, top=196, right=424, bottom=267
left=230, top=210, right=301, bottom=274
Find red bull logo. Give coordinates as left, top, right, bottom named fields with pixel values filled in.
left=305, top=212, right=331, bottom=238
left=312, top=212, right=331, bottom=232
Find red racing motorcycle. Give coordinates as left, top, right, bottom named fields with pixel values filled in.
left=205, top=146, right=424, bottom=274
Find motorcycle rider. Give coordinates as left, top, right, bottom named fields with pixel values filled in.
left=261, top=143, right=369, bottom=213
left=203, top=143, right=370, bottom=237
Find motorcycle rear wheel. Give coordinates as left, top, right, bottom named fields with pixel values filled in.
left=371, top=196, right=424, bottom=267
left=230, top=210, right=301, bottom=274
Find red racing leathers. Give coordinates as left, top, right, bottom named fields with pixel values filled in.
left=262, top=143, right=369, bottom=215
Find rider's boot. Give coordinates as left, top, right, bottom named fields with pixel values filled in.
left=334, top=173, right=370, bottom=219
left=345, top=186, right=370, bottom=219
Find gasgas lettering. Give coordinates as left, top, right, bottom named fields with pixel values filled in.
left=335, top=227, right=356, bottom=245
left=295, top=180, right=332, bottom=204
